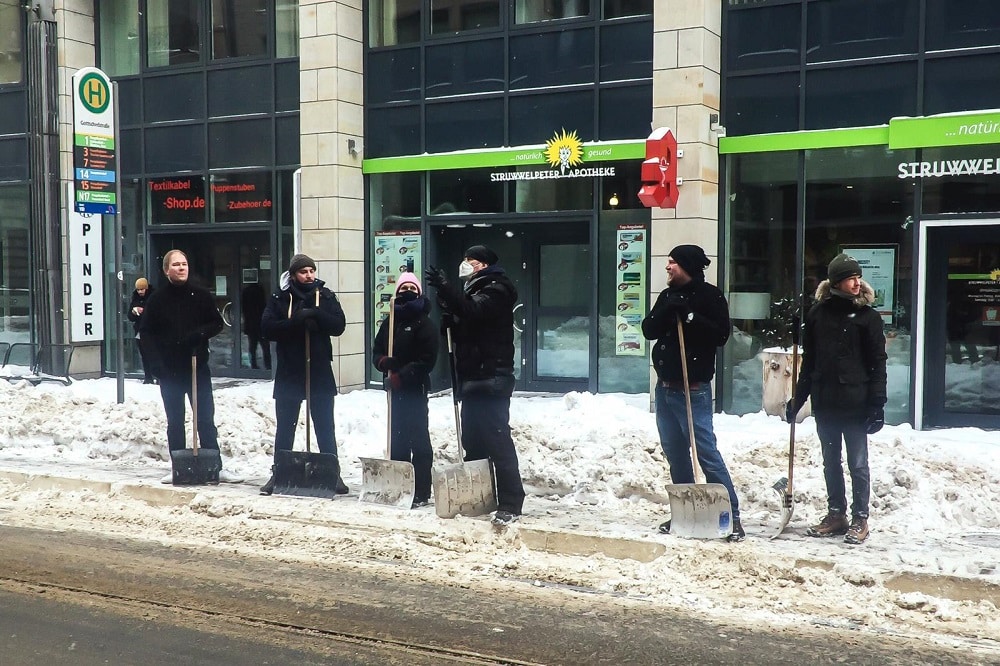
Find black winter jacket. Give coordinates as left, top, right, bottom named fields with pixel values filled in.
left=641, top=278, right=730, bottom=383
left=127, top=286, right=153, bottom=335
left=138, top=279, right=223, bottom=381
left=372, top=296, right=438, bottom=392
left=260, top=275, right=346, bottom=400
left=795, top=279, right=887, bottom=415
left=436, top=266, right=517, bottom=383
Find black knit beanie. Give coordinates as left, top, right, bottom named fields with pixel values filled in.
left=668, top=244, right=710, bottom=279
left=288, top=253, right=317, bottom=274
left=827, top=253, right=862, bottom=285
left=464, top=245, right=499, bottom=266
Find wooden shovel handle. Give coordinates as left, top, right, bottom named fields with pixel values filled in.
left=191, top=354, right=199, bottom=457
left=386, top=296, right=395, bottom=460
left=676, top=315, right=702, bottom=482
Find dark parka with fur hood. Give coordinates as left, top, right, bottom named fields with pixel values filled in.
left=261, top=273, right=346, bottom=400
left=795, top=279, right=887, bottom=415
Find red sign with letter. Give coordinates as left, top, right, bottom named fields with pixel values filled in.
left=637, top=127, right=680, bottom=209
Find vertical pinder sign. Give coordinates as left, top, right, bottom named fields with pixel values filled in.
left=72, top=67, right=117, bottom=215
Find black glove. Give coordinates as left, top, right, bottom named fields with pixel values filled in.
left=294, top=307, right=318, bottom=322
left=304, top=318, right=319, bottom=332
left=785, top=399, right=798, bottom=424
left=424, top=265, right=448, bottom=290
left=377, top=356, right=400, bottom=372
left=865, top=406, right=885, bottom=434
left=665, top=291, right=691, bottom=317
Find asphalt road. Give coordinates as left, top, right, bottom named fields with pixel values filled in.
left=0, top=525, right=991, bottom=665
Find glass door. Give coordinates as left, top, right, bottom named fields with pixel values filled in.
left=149, top=229, right=272, bottom=378
left=430, top=220, right=592, bottom=393
left=923, top=223, right=1000, bottom=428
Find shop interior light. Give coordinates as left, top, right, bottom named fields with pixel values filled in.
left=609, top=193, right=619, bottom=207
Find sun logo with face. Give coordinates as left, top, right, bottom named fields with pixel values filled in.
left=991, top=268, right=1000, bottom=281
left=545, top=128, right=583, bottom=174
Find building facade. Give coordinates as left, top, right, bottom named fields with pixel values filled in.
left=3, top=1, right=998, bottom=429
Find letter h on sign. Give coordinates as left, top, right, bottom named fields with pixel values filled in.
left=637, top=128, right=682, bottom=209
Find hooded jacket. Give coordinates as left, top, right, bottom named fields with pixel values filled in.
left=138, top=279, right=223, bottom=381
left=795, top=278, right=887, bottom=414
left=372, top=295, right=438, bottom=392
left=127, top=286, right=153, bottom=336
left=641, top=278, right=730, bottom=384
left=261, top=272, right=347, bottom=400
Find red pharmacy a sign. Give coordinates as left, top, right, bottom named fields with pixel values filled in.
left=638, top=127, right=680, bottom=209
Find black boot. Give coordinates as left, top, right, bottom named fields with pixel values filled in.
left=260, top=467, right=276, bottom=496
left=335, top=476, right=349, bottom=495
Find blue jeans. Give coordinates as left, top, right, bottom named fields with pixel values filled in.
left=159, top=364, right=219, bottom=452
left=654, top=383, right=740, bottom=521
left=815, top=414, right=870, bottom=519
left=274, top=395, right=337, bottom=456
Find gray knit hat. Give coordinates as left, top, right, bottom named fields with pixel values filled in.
left=288, top=253, right=317, bottom=274
left=828, top=253, right=862, bottom=285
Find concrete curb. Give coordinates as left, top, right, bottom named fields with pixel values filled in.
left=2, top=469, right=997, bottom=606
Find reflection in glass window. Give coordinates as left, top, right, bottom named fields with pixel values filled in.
left=927, top=0, right=1000, bottom=51
left=147, top=0, right=202, bottom=67
left=212, top=0, right=268, bottom=59
left=429, top=168, right=504, bottom=214
left=722, top=151, right=798, bottom=415
left=425, top=98, right=504, bottom=153
left=512, top=170, right=593, bottom=212
left=724, top=73, right=799, bottom=136
left=0, top=185, right=29, bottom=343
left=924, top=55, right=1000, bottom=117
left=369, top=0, right=421, bottom=47
left=275, top=0, right=299, bottom=57
left=806, top=0, right=917, bottom=63
left=516, top=0, right=590, bottom=24
left=431, top=0, right=500, bottom=35
left=726, top=3, right=800, bottom=72
left=426, top=39, right=504, bottom=97
left=99, top=0, right=141, bottom=77
left=510, top=29, right=594, bottom=89
left=805, top=62, right=916, bottom=130
left=371, top=172, right=422, bottom=231
left=603, top=0, right=652, bottom=19
left=0, top=0, right=22, bottom=84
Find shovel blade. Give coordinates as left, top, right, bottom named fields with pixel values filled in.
left=432, top=459, right=497, bottom=519
left=358, top=458, right=416, bottom=509
left=271, top=450, right=341, bottom=499
left=169, top=448, right=222, bottom=485
left=770, top=476, right=793, bottom=540
left=664, top=483, right=733, bottom=539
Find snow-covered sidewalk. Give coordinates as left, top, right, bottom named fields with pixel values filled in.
left=1, top=376, right=999, bottom=653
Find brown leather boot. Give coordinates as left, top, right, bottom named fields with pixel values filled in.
left=844, top=516, right=869, bottom=544
left=805, top=511, right=849, bottom=537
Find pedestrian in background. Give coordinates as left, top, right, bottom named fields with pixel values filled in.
left=139, top=250, right=241, bottom=484
left=259, top=254, right=347, bottom=496
left=425, top=245, right=525, bottom=525
left=372, top=272, right=439, bottom=508
left=787, top=253, right=887, bottom=545
left=128, top=277, right=155, bottom=384
left=641, top=244, right=744, bottom=542
left=241, top=282, right=271, bottom=370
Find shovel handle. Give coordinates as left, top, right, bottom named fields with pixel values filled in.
left=676, top=315, right=702, bottom=482
left=305, top=330, right=311, bottom=454
left=446, top=327, right=463, bottom=450
left=191, top=354, right=199, bottom=457
left=386, top=296, right=395, bottom=460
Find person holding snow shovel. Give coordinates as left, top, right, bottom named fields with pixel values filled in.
left=139, top=250, right=241, bottom=484
left=425, top=245, right=525, bottom=526
left=371, top=272, right=439, bottom=508
left=641, top=244, right=744, bottom=542
left=786, top=253, right=887, bottom=545
left=259, top=253, right=347, bottom=496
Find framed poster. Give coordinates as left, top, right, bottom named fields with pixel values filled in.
left=841, top=244, right=897, bottom=324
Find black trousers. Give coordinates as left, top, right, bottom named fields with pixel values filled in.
left=389, top=388, right=433, bottom=501
left=274, top=395, right=337, bottom=456
left=159, top=364, right=219, bottom=452
left=460, top=393, right=525, bottom=514
left=247, top=334, right=271, bottom=370
left=137, top=337, right=154, bottom=380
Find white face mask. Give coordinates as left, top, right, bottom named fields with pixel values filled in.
left=458, top=261, right=475, bottom=279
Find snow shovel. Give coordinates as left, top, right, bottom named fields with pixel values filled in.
left=432, top=327, right=497, bottom=519
left=359, top=297, right=416, bottom=508
left=271, top=328, right=341, bottom=498
left=771, top=305, right=803, bottom=540
left=663, top=315, right=733, bottom=539
left=170, top=354, right=222, bottom=485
